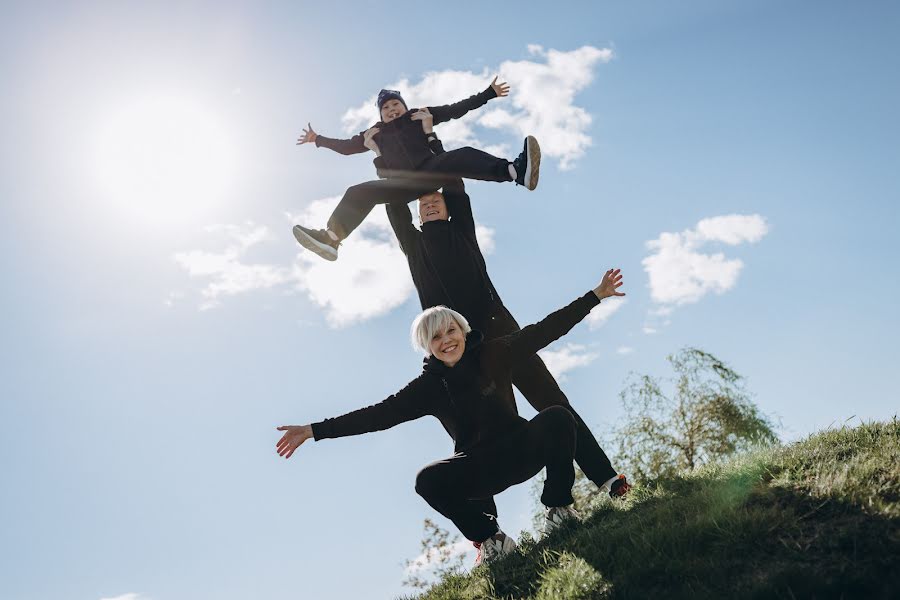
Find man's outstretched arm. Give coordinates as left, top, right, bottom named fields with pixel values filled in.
left=385, top=201, right=419, bottom=255
left=442, top=179, right=476, bottom=240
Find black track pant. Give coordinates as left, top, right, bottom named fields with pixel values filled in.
left=415, top=406, right=577, bottom=542
left=484, top=304, right=618, bottom=488
left=327, top=147, right=511, bottom=239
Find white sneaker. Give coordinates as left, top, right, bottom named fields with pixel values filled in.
left=473, top=530, right=517, bottom=567
left=542, top=504, right=581, bottom=537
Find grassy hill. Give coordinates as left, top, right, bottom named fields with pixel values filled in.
left=401, top=419, right=900, bottom=600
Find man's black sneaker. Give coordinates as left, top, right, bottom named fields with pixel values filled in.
left=511, top=135, right=541, bottom=190
left=292, top=225, right=339, bottom=261
left=609, top=474, right=631, bottom=499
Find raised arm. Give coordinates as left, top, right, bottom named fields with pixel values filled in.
left=296, top=122, right=369, bottom=155
left=427, top=77, right=509, bottom=125
left=275, top=376, right=432, bottom=458
left=385, top=200, right=419, bottom=255
left=501, top=269, right=626, bottom=364
left=442, top=179, right=476, bottom=239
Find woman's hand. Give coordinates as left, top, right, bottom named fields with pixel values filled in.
left=410, top=107, right=434, bottom=134
left=276, top=424, right=314, bottom=459
left=593, top=269, right=625, bottom=301
left=490, top=76, right=510, bottom=98
left=297, top=123, right=318, bottom=145
left=363, top=126, right=381, bottom=155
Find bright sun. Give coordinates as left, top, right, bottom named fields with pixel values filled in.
left=93, top=95, right=238, bottom=224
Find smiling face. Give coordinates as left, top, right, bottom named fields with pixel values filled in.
left=429, top=318, right=466, bottom=367
left=380, top=98, right=407, bottom=123
left=419, top=192, right=449, bottom=223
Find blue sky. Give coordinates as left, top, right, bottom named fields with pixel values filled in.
left=2, top=1, right=898, bottom=599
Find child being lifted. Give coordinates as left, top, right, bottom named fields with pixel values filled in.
left=292, top=77, right=541, bottom=261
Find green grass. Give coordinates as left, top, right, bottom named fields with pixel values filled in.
left=399, top=419, right=900, bottom=600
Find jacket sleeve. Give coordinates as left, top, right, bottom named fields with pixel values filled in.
left=500, top=292, right=602, bottom=364
left=428, top=86, right=498, bottom=126
left=443, top=180, right=476, bottom=240
left=385, top=201, right=419, bottom=256
left=314, top=131, right=368, bottom=155
left=310, top=376, right=433, bottom=440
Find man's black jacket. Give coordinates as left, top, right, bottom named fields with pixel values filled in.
left=313, top=85, right=497, bottom=171
left=385, top=180, right=502, bottom=331
left=310, top=291, right=601, bottom=453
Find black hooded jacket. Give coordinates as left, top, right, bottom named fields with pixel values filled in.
left=310, top=291, right=601, bottom=453
left=313, top=85, right=497, bottom=171
left=385, top=179, right=501, bottom=330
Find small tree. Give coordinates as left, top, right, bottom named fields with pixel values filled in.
left=614, top=347, right=777, bottom=482
left=402, top=518, right=467, bottom=590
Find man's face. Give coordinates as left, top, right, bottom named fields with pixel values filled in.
left=419, top=192, right=449, bottom=223
left=380, top=99, right=407, bottom=123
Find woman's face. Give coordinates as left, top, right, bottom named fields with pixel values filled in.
left=429, top=319, right=466, bottom=367
left=380, top=99, right=407, bottom=123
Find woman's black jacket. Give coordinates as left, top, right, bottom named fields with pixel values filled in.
left=310, top=291, right=601, bottom=453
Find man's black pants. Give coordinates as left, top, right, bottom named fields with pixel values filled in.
left=327, top=147, right=511, bottom=239
left=415, top=406, right=577, bottom=542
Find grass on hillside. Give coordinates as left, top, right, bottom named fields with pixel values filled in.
left=399, top=419, right=900, bottom=600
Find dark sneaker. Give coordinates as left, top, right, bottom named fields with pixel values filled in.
left=511, top=135, right=541, bottom=190
left=473, top=530, right=517, bottom=567
left=292, top=225, right=339, bottom=261
left=542, top=504, right=581, bottom=537
left=609, top=474, right=631, bottom=499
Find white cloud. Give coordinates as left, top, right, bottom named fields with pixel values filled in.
left=404, top=539, right=471, bottom=575
left=643, top=214, right=768, bottom=310
left=642, top=326, right=657, bottom=335
left=174, top=199, right=497, bottom=327
left=586, top=296, right=627, bottom=329
left=173, top=221, right=293, bottom=310
left=288, top=197, right=414, bottom=327
left=616, top=346, right=634, bottom=355
left=341, top=45, right=613, bottom=170
left=100, top=594, right=145, bottom=600
left=538, top=343, right=599, bottom=380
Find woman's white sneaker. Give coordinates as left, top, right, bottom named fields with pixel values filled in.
left=473, top=530, right=517, bottom=567
left=542, top=504, right=581, bottom=537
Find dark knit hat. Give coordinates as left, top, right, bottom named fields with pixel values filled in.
left=377, top=89, right=407, bottom=112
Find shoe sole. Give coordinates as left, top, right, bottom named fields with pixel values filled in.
left=292, top=226, right=338, bottom=261
left=524, top=135, right=541, bottom=191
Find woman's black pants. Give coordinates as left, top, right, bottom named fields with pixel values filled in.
left=484, top=305, right=618, bottom=488
left=326, top=147, right=511, bottom=239
left=415, top=406, right=577, bottom=543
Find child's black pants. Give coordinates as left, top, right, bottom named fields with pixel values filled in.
left=327, top=147, right=511, bottom=239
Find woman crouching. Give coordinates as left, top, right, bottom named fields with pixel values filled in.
left=276, top=269, right=626, bottom=566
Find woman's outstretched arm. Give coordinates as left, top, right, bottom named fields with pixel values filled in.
left=274, top=375, right=433, bottom=459
left=501, top=269, right=626, bottom=364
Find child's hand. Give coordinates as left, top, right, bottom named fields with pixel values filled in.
left=593, top=269, right=626, bottom=301
left=490, top=76, right=510, bottom=98
left=276, top=425, right=314, bottom=459
left=297, top=122, right=318, bottom=145
left=411, top=108, right=434, bottom=133
left=363, top=127, right=381, bottom=155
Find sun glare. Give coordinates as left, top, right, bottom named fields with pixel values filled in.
left=93, top=95, right=238, bottom=225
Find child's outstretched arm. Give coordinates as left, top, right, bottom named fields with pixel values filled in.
left=427, top=77, right=509, bottom=126
left=297, top=122, right=369, bottom=155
